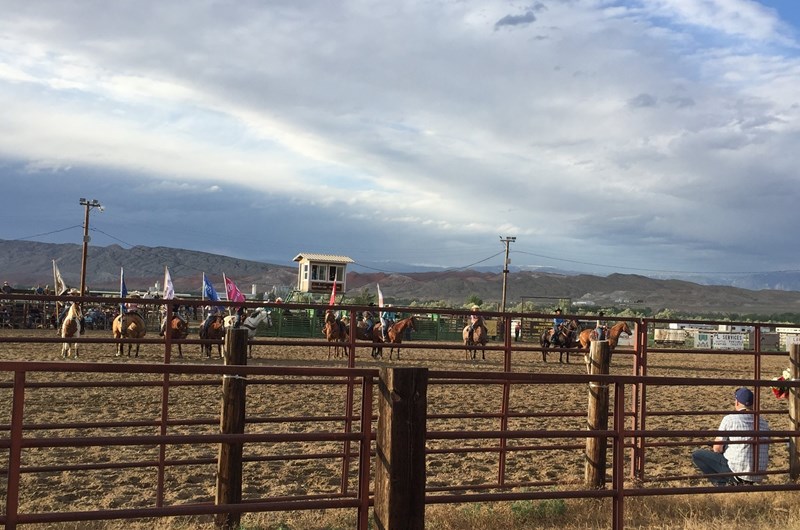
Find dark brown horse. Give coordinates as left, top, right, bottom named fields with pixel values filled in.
left=462, top=320, right=488, bottom=360
left=323, top=310, right=348, bottom=359
left=540, top=319, right=580, bottom=363
left=113, top=312, right=147, bottom=357
left=200, top=313, right=225, bottom=359
left=578, top=321, right=633, bottom=371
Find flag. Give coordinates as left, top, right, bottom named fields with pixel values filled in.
left=377, top=283, right=384, bottom=308
left=163, top=266, right=174, bottom=300
left=120, top=267, right=128, bottom=314
left=202, top=273, right=224, bottom=313
left=53, top=260, right=68, bottom=296
left=329, top=271, right=337, bottom=305
left=202, top=273, right=221, bottom=301
left=223, top=274, right=246, bottom=303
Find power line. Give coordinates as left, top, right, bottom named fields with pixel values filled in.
left=13, top=225, right=83, bottom=240
left=512, top=249, right=800, bottom=276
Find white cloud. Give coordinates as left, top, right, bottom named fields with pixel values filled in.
left=0, top=0, right=799, bottom=273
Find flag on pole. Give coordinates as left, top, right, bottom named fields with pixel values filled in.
left=328, top=271, right=337, bottom=305
left=120, top=267, right=128, bottom=314
left=223, top=274, right=246, bottom=303
left=202, top=273, right=223, bottom=313
left=163, top=266, right=175, bottom=300
left=202, top=273, right=221, bottom=301
left=377, top=283, right=384, bottom=308
left=53, top=260, right=68, bottom=296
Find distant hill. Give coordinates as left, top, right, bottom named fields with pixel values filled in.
left=2, top=239, right=800, bottom=315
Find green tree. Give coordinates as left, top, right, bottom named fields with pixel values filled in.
left=466, top=294, right=483, bottom=307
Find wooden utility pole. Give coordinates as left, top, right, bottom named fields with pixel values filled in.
left=78, top=198, right=102, bottom=297
left=499, top=236, right=516, bottom=313
left=374, top=368, right=428, bottom=530
left=790, top=343, right=800, bottom=480
left=215, top=328, right=248, bottom=530
left=585, top=339, right=611, bottom=488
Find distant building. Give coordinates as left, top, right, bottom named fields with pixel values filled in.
left=293, top=253, right=354, bottom=295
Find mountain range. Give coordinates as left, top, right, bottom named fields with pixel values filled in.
left=2, top=239, right=800, bottom=316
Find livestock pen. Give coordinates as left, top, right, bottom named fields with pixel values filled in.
left=0, top=293, right=800, bottom=529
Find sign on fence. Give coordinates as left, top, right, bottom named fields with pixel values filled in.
left=711, top=333, right=745, bottom=350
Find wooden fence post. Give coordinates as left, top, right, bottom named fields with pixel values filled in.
left=215, top=327, right=249, bottom=530
left=790, top=344, right=800, bottom=481
left=374, top=368, right=428, bottom=530
left=585, top=340, right=611, bottom=488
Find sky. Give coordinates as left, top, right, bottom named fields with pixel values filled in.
left=1, top=0, right=800, bottom=278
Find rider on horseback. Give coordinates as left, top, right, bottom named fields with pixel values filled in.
left=594, top=311, right=607, bottom=340
left=363, top=303, right=375, bottom=335
left=159, top=304, right=186, bottom=336
left=467, top=305, right=485, bottom=342
left=552, top=308, right=566, bottom=346
left=380, top=304, right=396, bottom=342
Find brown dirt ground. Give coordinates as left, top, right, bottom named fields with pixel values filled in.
left=0, top=328, right=794, bottom=527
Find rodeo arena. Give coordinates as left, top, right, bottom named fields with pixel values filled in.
left=2, top=252, right=800, bottom=530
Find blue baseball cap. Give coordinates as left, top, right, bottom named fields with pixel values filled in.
left=735, top=387, right=754, bottom=407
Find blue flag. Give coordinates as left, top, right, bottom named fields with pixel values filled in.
left=203, top=273, right=220, bottom=301
left=120, top=267, right=128, bottom=314
left=202, top=273, right=224, bottom=312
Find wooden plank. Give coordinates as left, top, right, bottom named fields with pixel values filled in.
left=215, top=328, right=248, bottom=530
left=374, top=368, right=428, bottom=530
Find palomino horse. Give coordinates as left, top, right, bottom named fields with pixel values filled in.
left=200, top=313, right=226, bottom=358
left=163, top=315, right=189, bottom=358
left=462, top=321, right=487, bottom=360
left=372, top=316, right=417, bottom=360
left=60, top=303, right=83, bottom=359
left=113, top=312, right=147, bottom=357
left=323, top=310, right=349, bottom=359
left=540, top=319, right=580, bottom=363
left=223, top=308, right=273, bottom=357
left=578, top=321, right=633, bottom=372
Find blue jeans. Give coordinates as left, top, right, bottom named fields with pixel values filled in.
left=691, top=449, right=732, bottom=486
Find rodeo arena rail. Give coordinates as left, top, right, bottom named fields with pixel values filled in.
left=2, top=293, right=800, bottom=529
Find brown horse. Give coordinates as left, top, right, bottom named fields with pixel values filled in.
left=540, top=319, right=580, bottom=363
left=462, top=321, right=487, bottom=360
left=164, top=315, right=189, bottom=358
left=323, top=310, right=349, bottom=359
left=200, top=313, right=225, bottom=358
left=60, top=303, right=83, bottom=359
left=578, top=321, right=633, bottom=371
left=113, top=312, right=147, bottom=357
left=372, top=316, right=417, bottom=360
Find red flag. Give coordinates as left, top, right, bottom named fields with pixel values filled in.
left=329, top=271, right=337, bottom=305
left=224, top=275, right=246, bottom=303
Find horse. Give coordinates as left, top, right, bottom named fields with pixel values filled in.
left=540, top=319, right=580, bottom=363
left=60, top=303, right=83, bottom=359
left=112, top=311, right=147, bottom=357
left=372, top=316, right=417, bottom=360
left=200, top=313, right=226, bottom=359
left=578, top=321, right=633, bottom=372
left=462, top=321, right=487, bottom=360
left=163, top=314, right=189, bottom=358
left=223, top=308, right=273, bottom=357
left=323, top=309, right=349, bottom=359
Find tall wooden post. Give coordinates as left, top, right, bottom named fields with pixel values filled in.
left=790, top=344, right=800, bottom=480
left=374, top=368, right=428, bottom=530
left=215, top=328, right=248, bottom=530
left=585, top=340, right=611, bottom=488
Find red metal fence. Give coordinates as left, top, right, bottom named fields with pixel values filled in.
left=1, top=294, right=800, bottom=528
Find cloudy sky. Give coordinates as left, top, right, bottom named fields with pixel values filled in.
left=2, top=0, right=800, bottom=277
